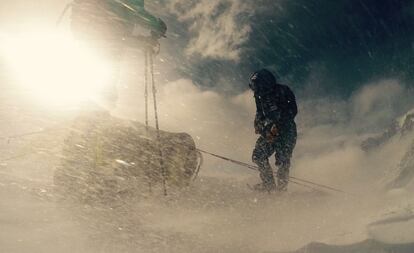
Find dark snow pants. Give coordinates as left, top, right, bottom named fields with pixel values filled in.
left=252, top=122, right=297, bottom=189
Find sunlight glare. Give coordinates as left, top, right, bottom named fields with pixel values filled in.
left=0, top=29, right=112, bottom=107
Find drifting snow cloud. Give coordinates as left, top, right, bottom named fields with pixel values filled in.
left=167, top=0, right=253, bottom=61
left=351, top=80, right=409, bottom=129
left=297, top=79, right=414, bottom=131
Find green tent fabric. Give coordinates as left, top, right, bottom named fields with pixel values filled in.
left=110, top=0, right=166, bottom=37
left=71, top=0, right=166, bottom=41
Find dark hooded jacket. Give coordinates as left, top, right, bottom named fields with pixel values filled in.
left=254, top=83, right=297, bottom=134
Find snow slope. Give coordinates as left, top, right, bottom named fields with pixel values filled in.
left=278, top=239, right=414, bottom=253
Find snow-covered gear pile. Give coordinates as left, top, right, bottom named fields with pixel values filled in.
left=54, top=111, right=200, bottom=201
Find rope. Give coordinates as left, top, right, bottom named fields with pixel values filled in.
left=196, top=149, right=257, bottom=171
left=192, top=150, right=204, bottom=181
left=289, top=176, right=349, bottom=195
left=148, top=51, right=168, bottom=196
left=196, top=148, right=353, bottom=196
left=144, top=50, right=149, bottom=129
left=288, top=180, right=324, bottom=192
left=56, top=2, right=73, bottom=27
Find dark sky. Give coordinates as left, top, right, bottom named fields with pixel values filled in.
left=156, top=0, right=414, bottom=98
left=1, top=0, right=413, bottom=99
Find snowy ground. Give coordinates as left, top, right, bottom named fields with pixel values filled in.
left=1, top=168, right=414, bottom=253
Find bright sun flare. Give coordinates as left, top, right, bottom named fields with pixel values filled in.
left=0, top=29, right=112, bottom=107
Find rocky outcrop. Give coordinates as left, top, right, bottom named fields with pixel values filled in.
left=388, top=141, right=414, bottom=189
left=361, top=112, right=414, bottom=152
left=361, top=120, right=400, bottom=152
left=360, top=111, right=414, bottom=189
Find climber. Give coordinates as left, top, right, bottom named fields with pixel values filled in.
left=249, top=69, right=298, bottom=192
